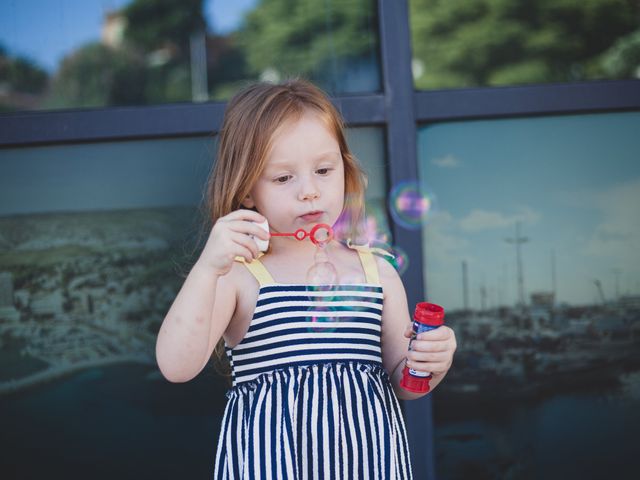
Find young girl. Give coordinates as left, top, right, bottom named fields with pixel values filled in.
left=156, top=78, right=456, bottom=479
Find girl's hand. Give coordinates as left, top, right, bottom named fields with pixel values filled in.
left=199, top=209, right=270, bottom=276
left=403, top=323, right=457, bottom=376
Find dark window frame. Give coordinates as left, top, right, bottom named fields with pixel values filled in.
left=1, top=80, right=638, bottom=147
left=1, top=1, right=639, bottom=478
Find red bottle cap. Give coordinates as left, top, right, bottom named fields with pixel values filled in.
left=400, top=367, right=430, bottom=393
left=413, top=302, right=445, bottom=326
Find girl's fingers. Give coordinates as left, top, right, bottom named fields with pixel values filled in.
left=406, top=360, right=449, bottom=374
left=235, top=243, right=255, bottom=263
left=225, top=243, right=254, bottom=263
left=409, top=340, right=451, bottom=352
left=404, top=323, right=413, bottom=338
left=228, top=219, right=271, bottom=240
left=407, top=351, right=449, bottom=363
left=230, top=232, right=259, bottom=260
left=416, top=326, right=452, bottom=341
left=224, top=209, right=266, bottom=224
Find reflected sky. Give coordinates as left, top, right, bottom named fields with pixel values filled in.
left=0, top=127, right=384, bottom=215
left=419, top=111, right=640, bottom=309
left=0, top=136, right=215, bottom=215
left=0, top=0, right=258, bottom=73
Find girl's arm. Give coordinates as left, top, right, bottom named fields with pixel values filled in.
left=156, top=209, right=269, bottom=383
left=155, top=260, right=237, bottom=383
left=377, top=257, right=456, bottom=401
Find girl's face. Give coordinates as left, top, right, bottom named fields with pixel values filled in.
left=243, top=110, right=345, bottom=239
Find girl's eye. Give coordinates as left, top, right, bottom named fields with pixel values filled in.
left=274, top=175, right=291, bottom=184
left=317, top=168, right=332, bottom=175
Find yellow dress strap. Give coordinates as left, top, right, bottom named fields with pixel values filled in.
left=234, top=252, right=275, bottom=286
left=346, top=238, right=395, bottom=285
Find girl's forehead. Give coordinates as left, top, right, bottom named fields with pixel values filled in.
left=271, top=112, right=336, bottom=146
left=266, top=115, right=340, bottom=163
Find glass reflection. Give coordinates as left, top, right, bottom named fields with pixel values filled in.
left=409, top=0, right=640, bottom=90
left=419, top=111, right=640, bottom=478
left=0, top=126, right=387, bottom=478
left=0, top=0, right=380, bottom=113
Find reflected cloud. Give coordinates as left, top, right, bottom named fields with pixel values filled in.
left=458, top=206, right=541, bottom=232
left=425, top=210, right=471, bottom=261
left=432, top=154, right=461, bottom=168
left=581, top=179, right=640, bottom=267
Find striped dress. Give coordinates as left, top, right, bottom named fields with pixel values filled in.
left=213, top=245, right=413, bottom=479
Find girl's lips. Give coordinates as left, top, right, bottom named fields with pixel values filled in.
left=300, top=211, right=323, bottom=222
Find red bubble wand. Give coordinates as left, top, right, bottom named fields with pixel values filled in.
left=270, top=223, right=334, bottom=246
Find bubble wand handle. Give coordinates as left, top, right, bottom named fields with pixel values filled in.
left=269, top=230, right=309, bottom=240
left=269, top=224, right=334, bottom=246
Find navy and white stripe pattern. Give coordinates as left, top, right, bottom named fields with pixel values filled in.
left=214, top=284, right=413, bottom=479
left=227, top=284, right=384, bottom=386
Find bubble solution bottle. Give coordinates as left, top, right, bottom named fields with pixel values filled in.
left=400, top=302, right=445, bottom=394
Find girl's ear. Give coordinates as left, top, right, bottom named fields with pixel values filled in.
left=241, top=194, right=255, bottom=209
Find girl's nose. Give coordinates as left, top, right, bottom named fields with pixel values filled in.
left=298, top=179, right=320, bottom=201
left=299, top=189, right=320, bottom=201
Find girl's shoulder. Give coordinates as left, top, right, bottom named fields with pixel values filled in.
left=215, top=258, right=265, bottom=317
left=226, top=257, right=263, bottom=290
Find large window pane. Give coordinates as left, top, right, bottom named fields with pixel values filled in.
left=0, top=136, right=218, bottom=479
left=347, top=126, right=391, bottom=242
left=409, top=0, right=640, bottom=90
left=418, top=111, right=640, bottom=478
left=0, top=125, right=386, bottom=478
left=0, top=0, right=380, bottom=113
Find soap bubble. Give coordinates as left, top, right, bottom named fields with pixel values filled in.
left=305, top=284, right=341, bottom=333
left=374, top=241, right=410, bottom=276
left=306, top=245, right=340, bottom=332
left=306, top=260, right=338, bottom=285
left=306, top=246, right=338, bottom=285
left=388, top=181, right=433, bottom=230
left=362, top=209, right=391, bottom=245
left=307, top=301, right=339, bottom=333
left=388, top=245, right=409, bottom=275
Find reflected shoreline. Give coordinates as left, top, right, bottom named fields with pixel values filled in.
left=0, top=355, right=155, bottom=397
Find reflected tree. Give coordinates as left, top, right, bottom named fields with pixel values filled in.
left=409, top=0, right=640, bottom=89
left=0, top=44, right=48, bottom=112
left=48, top=0, right=206, bottom=107
left=122, top=0, right=206, bottom=103
left=236, top=0, right=378, bottom=93
left=123, top=0, right=205, bottom=52
left=47, top=43, right=146, bottom=109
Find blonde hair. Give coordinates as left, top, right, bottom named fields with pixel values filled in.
left=197, top=77, right=368, bottom=381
